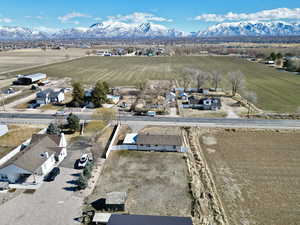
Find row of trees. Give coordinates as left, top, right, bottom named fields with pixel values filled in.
left=180, top=68, right=257, bottom=103
left=71, top=81, right=110, bottom=107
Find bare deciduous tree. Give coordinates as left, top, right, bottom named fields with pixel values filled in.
left=181, top=68, right=210, bottom=90
left=181, top=68, right=195, bottom=89
left=228, top=71, right=246, bottom=96
left=195, top=70, right=211, bottom=90
left=211, top=71, right=222, bottom=90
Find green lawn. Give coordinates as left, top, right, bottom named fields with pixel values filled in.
left=4, top=56, right=300, bottom=112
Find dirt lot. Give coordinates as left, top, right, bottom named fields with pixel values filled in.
left=198, top=129, right=300, bottom=225
left=88, top=151, right=192, bottom=216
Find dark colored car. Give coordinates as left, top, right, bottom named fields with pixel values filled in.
left=44, top=167, right=60, bottom=182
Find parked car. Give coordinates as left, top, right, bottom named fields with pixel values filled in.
left=44, top=167, right=60, bottom=182
left=77, top=154, right=89, bottom=168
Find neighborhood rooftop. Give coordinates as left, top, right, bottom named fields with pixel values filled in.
left=107, top=214, right=193, bottom=225
left=136, top=134, right=182, bottom=146
left=0, top=134, right=61, bottom=172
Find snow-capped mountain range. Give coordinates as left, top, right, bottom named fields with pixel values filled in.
left=197, top=21, right=300, bottom=37
left=1, top=21, right=300, bottom=40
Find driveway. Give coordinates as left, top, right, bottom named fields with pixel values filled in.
left=0, top=167, right=83, bottom=225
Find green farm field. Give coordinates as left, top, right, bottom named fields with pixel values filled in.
left=3, top=56, right=300, bottom=112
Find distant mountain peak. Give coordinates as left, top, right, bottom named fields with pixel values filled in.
left=137, top=23, right=151, bottom=33
left=198, top=21, right=300, bottom=37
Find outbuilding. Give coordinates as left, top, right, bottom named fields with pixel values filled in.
left=14, top=73, right=47, bottom=85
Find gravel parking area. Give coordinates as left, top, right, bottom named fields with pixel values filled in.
left=0, top=167, right=83, bottom=225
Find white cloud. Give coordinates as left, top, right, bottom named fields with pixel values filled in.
left=58, top=12, right=91, bottom=24
left=107, top=12, right=172, bottom=24
left=194, top=8, right=300, bottom=22
left=0, top=17, right=12, bottom=23
left=25, top=15, right=46, bottom=20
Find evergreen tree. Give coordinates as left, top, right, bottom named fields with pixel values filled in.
left=46, top=123, right=60, bottom=135
left=66, top=113, right=80, bottom=133
left=92, top=81, right=107, bottom=108
left=102, top=81, right=110, bottom=94
left=72, top=82, right=84, bottom=106
left=77, top=173, right=88, bottom=190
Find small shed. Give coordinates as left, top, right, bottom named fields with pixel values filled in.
left=93, top=213, right=112, bottom=225
left=106, top=192, right=127, bottom=211
left=123, top=133, right=138, bottom=145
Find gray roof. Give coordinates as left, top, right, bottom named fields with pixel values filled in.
left=106, top=192, right=127, bottom=205
left=136, top=134, right=182, bottom=146
left=36, top=89, right=54, bottom=98
left=107, top=214, right=193, bottom=225
left=24, top=73, right=47, bottom=82
left=0, top=134, right=61, bottom=173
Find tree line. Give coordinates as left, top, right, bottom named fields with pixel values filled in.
left=180, top=68, right=257, bottom=103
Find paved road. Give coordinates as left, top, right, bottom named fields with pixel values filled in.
left=0, top=167, right=82, bottom=225
left=0, top=112, right=300, bottom=129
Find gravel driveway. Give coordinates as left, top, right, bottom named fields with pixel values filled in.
left=0, top=167, right=83, bottom=225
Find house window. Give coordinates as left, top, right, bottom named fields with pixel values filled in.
left=173, top=145, right=176, bottom=149
left=0, top=174, right=8, bottom=180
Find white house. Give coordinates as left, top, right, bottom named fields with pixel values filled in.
left=36, top=89, right=65, bottom=105
left=106, top=94, right=120, bottom=104
left=0, top=124, right=8, bottom=137
left=166, top=92, right=176, bottom=102
left=0, top=133, right=67, bottom=184
left=121, top=133, right=186, bottom=152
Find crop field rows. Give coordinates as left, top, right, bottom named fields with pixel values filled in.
left=2, top=55, right=300, bottom=112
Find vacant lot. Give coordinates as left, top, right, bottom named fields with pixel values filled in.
left=199, top=129, right=300, bottom=225
left=4, top=56, right=300, bottom=112
left=0, top=125, right=41, bottom=158
left=88, top=151, right=191, bottom=216
left=0, top=48, right=86, bottom=74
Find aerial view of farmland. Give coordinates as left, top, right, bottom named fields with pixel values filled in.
left=2, top=55, right=300, bottom=112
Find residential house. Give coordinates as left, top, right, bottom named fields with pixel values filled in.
left=0, top=133, right=67, bottom=184
left=106, top=95, right=120, bottom=104
left=121, top=133, right=186, bottom=152
left=187, top=97, right=222, bottom=110
left=36, top=89, right=64, bottom=105
left=179, top=92, right=189, bottom=100
left=165, top=92, right=176, bottom=103
left=0, top=124, right=8, bottom=137
left=95, top=214, right=193, bottom=225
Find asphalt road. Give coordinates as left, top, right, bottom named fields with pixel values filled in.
left=0, top=112, right=300, bottom=129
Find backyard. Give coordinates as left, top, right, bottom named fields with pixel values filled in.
left=87, top=150, right=192, bottom=216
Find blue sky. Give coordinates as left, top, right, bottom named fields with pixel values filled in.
left=0, top=0, right=299, bottom=32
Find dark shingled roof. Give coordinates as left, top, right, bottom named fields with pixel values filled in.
left=136, top=134, right=182, bottom=146
left=107, top=214, right=193, bottom=225
left=0, top=134, right=61, bottom=172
